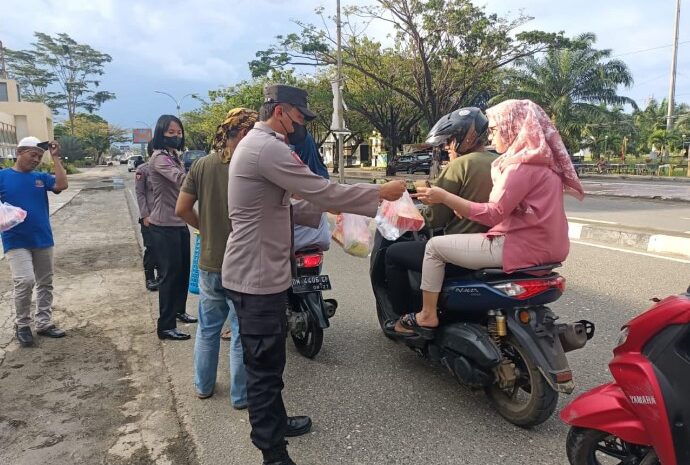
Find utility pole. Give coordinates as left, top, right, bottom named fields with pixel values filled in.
left=666, top=0, right=681, bottom=130
left=336, top=0, right=345, bottom=184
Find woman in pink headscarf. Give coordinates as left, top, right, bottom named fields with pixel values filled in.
left=395, top=99, right=584, bottom=334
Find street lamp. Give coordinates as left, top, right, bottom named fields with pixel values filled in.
left=154, top=91, right=195, bottom=116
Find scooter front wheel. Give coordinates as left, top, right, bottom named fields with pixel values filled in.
left=565, top=427, right=659, bottom=465
left=484, top=335, right=558, bottom=427
left=291, top=311, right=324, bottom=359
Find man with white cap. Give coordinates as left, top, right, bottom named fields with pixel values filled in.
left=0, top=137, right=68, bottom=347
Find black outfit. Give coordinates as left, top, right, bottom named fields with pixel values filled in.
left=149, top=224, right=190, bottom=331
left=225, top=289, right=290, bottom=455
left=385, top=240, right=427, bottom=315
left=139, top=219, right=158, bottom=281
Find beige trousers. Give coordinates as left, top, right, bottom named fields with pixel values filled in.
left=6, top=247, right=55, bottom=329
left=421, top=234, right=504, bottom=293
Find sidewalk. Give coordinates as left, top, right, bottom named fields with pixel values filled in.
left=0, top=175, right=195, bottom=465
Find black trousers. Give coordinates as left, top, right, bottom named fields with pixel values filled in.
left=139, top=220, right=158, bottom=280
left=225, top=289, right=289, bottom=453
left=385, top=240, right=427, bottom=315
left=149, top=225, right=190, bottom=331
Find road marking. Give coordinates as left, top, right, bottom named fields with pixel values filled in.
left=571, top=240, right=690, bottom=264
left=681, top=217, right=690, bottom=221
left=567, top=217, right=619, bottom=225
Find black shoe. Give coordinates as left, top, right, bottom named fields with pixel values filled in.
left=176, top=313, right=198, bottom=324
left=146, top=279, right=159, bottom=291
left=36, top=325, right=66, bottom=338
left=157, top=328, right=191, bottom=340
left=16, top=326, right=34, bottom=347
left=285, top=416, right=312, bottom=437
left=262, top=443, right=294, bottom=465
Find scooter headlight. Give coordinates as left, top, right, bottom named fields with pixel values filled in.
left=615, top=326, right=629, bottom=348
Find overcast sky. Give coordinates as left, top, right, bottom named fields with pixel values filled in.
left=1, top=0, right=688, bottom=132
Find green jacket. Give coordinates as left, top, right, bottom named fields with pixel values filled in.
left=423, top=151, right=497, bottom=235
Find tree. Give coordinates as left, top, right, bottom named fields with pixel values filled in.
left=56, top=135, right=87, bottom=162
left=250, top=1, right=568, bottom=128
left=55, top=113, right=128, bottom=164
left=6, top=33, right=115, bottom=133
left=492, top=33, right=636, bottom=151
left=4, top=49, right=55, bottom=105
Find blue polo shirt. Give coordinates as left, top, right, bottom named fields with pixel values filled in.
left=0, top=168, right=56, bottom=252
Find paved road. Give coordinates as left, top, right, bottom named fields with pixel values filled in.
left=581, top=178, right=690, bottom=202
left=112, top=165, right=690, bottom=464
left=165, top=236, right=689, bottom=465
left=564, top=196, right=690, bottom=234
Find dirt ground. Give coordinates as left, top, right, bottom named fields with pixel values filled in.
left=0, top=181, right=197, bottom=465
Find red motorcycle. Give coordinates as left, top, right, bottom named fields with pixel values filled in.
left=560, top=287, right=690, bottom=465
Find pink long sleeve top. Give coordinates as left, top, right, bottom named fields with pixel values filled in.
left=467, top=163, right=570, bottom=273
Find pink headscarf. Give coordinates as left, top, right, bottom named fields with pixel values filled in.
left=486, top=99, right=585, bottom=200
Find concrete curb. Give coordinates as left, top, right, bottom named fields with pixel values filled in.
left=568, top=221, right=690, bottom=258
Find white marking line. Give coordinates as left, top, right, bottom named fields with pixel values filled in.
left=571, top=240, right=690, bottom=264
left=567, top=217, right=619, bottom=225
left=681, top=217, right=690, bottom=221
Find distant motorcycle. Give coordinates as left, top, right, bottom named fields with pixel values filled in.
left=560, top=286, right=690, bottom=465
left=287, top=247, right=337, bottom=358
left=370, top=229, right=594, bottom=427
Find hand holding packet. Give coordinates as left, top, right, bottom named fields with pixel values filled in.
left=0, top=202, right=27, bottom=232
left=375, top=190, right=425, bottom=240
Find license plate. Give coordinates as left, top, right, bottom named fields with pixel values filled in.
left=291, top=275, right=332, bottom=293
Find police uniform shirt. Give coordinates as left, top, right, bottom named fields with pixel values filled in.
left=222, top=122, right=380, bottom=295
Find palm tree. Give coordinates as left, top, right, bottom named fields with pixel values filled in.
left=492, top=33, right=637, bottom=151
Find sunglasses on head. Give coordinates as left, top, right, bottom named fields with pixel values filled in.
left=37, top=141, right=51, bottom=150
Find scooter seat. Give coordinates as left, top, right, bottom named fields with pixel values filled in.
left=445, top=263, right=562, bottom=281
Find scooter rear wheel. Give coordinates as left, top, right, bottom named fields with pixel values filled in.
left=291, top=311, right=324, bottom=359
left=565, top=427, right=659, bottom=465
left=484, top=335, right=558, bottom=427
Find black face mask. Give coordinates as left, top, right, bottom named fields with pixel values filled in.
left=163, top=136, right=183, bottom=150
left=288, top=122, right=307, bottom=146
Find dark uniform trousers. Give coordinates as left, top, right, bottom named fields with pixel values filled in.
left=225, top=289, right=289, bottom=453
left=385, top=240, right=427, bottom=315
left=149, top=224, right=190, bottom=331
left=139, top=219, right=158, bottom=280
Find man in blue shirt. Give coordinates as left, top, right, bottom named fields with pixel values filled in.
left=0, top=136, right=68, bottom=347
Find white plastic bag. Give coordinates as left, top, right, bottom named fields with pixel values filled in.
left=0, top=201, right=27, bottom=232
left=375, top=190, right=425, bottom=240
left=332, top=213, right=373, bottom=258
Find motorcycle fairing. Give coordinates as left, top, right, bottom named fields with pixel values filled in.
left=560, top=383, right=651, bottom=445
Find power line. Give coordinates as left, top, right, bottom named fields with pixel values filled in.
left=611, top=39, right=690, bottom=59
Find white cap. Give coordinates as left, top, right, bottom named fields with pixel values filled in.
left=17, top=136, right=46, bottom=149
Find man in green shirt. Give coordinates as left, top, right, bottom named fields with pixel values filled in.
left=175, top=108, right=258, bottom=408
left=385, top=107, right=496, bottom=320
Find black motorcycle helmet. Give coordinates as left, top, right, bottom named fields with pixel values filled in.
left=425, top=107, right=489, bottom=155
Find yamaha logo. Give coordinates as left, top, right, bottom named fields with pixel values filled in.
left=629, top=395, right=656, bottom=405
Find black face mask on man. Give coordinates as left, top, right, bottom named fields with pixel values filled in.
left=288, top=122, right=307, bottom=146
left=163, top=136, right=183, bottom=150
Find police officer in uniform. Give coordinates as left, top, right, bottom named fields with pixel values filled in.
left=222, top=85, right=405, bottom=465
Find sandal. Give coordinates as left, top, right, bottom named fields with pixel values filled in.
left=220, top=329, right=232, bottom=341
left=399, top=313, right=437, bottom=339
